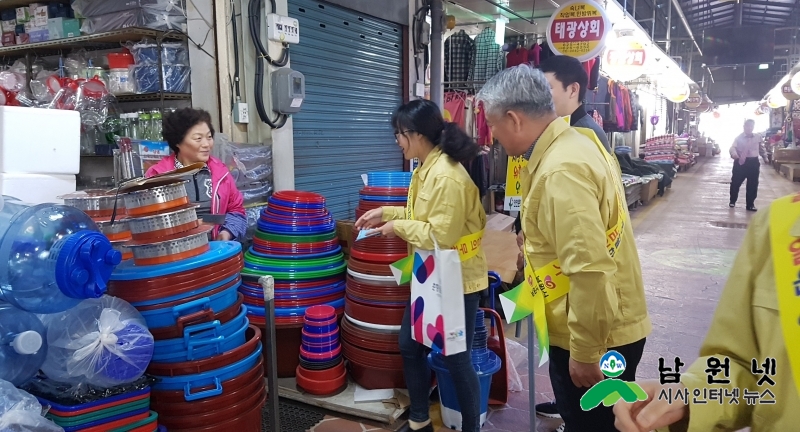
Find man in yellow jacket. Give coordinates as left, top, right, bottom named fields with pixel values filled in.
left=613, top=194, right=800, bottom=432
left=478, top=66, right=651, bottom=431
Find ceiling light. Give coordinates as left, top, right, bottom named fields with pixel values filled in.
left=495, top=15, right=509, bottom=45
left=759, top=63, right=769, bottom=70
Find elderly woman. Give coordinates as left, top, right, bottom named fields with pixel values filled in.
left=145, top=108, right=246, bottom=241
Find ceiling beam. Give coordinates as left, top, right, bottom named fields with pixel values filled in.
left=684, top=2, right=732, bottom=16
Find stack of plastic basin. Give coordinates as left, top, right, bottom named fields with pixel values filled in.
left=241, top=191, right=346, bottom=378
left=429, top=309, right=502, bottom=430
left=340, top=172, right=413, bottom=390
left=36, top=386, right=158, bottom=432
left=295, top=305, right=347, bottom=396
left=106, top=180, right=264, bottom=431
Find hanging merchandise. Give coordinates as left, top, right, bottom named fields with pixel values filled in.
left=444, top=30, right=475, bottom=85
left=444, top=91, right=467, bottom=128
left=473, top=27, right=504, bottom=85
left=505, top=46, right=529, bottom=68
left=529, top=42, right=542, bottom=67
left=603, top=35, right=648, bottom=82
left=546, top=0, right=611, bottom=62
left=242, top=190, right=346, bottom=378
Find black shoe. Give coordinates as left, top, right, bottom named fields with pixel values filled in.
left=535, top=401, right=562, bottom=419
left=729, top=203, right=735, bottom=208
left=747, top=206, right=757, bottom=212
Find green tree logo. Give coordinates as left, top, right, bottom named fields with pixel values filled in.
left=580, top=350, right=648, bottom=411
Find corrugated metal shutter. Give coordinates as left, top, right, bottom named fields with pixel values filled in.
left=288, top=0, right=403, bottom=220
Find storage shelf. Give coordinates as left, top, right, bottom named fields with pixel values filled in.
left=115, top=93, right=192, bottom=103
left=0, top=28, right=186, bottom=57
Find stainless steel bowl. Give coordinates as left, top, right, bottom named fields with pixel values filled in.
left=123, top=181, right=188, bottom=215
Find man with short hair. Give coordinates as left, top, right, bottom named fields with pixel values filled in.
left=729, top=119, right=762, bottom=212
left=477, top=66, right=651, bottom=432
left=540, top=55, right=611, bottom=153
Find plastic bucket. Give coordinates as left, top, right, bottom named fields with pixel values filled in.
left=428, top=351, right=501, bottom=431
left=151, top=306, right=248, bottom=362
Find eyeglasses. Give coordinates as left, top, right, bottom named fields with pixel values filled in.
left=394, top=129, right=414, bottom=140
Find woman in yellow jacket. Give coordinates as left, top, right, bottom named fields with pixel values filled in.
left=356, top=99, right=488, bottom=432
left=613, top=194, right=800, bottom=432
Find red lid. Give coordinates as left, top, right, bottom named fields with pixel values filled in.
left=46, top=75, right=62, bottom=94
left=273, top=190, right=326, bottom=204
left=0, top=90, right=6, bottom=106
left=82, top=79, right=107, bottom=99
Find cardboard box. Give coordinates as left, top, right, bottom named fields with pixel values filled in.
left=24, top=21, right=45, bottom=33
left=15, top=33, right=29, bottom=45
left=336, top=220, right=354, bottom=258
left=27, top=29, right=48, bottom=43
left=780, top=164, right=800, bottom=181
left=30, top=5, right=48, bottom=28
left=1, top=32, right=15, bottom=46
left=641, top=178, right=659, bottom=204
left=1, top=20, right=16, bottom=33
left=486, top=212, right=516, bottom=233
left=47, top=18, right=80, bottom=39
left=15, top=7, right=30, bottom=24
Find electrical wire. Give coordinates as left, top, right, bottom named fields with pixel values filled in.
left=230, top=0, right=241, bottom=99
left=249, top=0, right=289, bottom=128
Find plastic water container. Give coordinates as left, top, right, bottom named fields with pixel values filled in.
left=0, top=303, right=47, bottom=386
left=41, top=295, right=154, bottom=389
left=0, top=196, right=121, bottom=314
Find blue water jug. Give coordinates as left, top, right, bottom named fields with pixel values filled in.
left=0, top=303, right=47, bottom=386
left=0, top=196, right=122, bottom=314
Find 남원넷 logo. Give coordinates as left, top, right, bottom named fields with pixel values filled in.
left=580, top=350, right=648, bottom=411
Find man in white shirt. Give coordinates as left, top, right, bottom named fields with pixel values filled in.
left=729, top=119, right=762, bottom=212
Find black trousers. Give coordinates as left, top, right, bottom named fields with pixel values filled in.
left=549, top=338, right=647, bottom=432
left=730, top=157, right=760, bottom=207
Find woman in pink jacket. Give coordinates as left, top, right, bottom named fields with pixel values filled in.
left=145, top=108, right=247, bottom=241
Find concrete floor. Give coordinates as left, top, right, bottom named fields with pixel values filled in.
left=305, top=155, right=800, bottom=432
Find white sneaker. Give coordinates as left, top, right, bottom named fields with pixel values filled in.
left=554, top=424, right=565, bottom=432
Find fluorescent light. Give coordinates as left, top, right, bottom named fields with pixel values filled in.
left=495, top=16, right=508, bottom=45
left=759, top=63, right=769, bottom=70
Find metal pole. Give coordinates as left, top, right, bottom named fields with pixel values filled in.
left=651, top=2, right=656, bottom=40
left=527, top=315, right=537, bottom=431
left=666, top=0, right=672, bottom=55
left=260, top=275, right=280, bottom=432
left=430, top=0, right=444, bottom=108
left=482, top=0, right=535, bottom=24
left=633, top=0, right=637, bottom=20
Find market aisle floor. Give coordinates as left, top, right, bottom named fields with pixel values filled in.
left=302, top=155, right=800, bottom=432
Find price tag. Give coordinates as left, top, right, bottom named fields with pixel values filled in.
left=504, top=156, right=527, bottom=211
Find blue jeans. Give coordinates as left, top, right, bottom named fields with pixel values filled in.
left=399, top=292, right=482, bottom=432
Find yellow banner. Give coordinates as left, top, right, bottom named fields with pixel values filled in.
left=504, top=156, right=528, bottom=211
left=769, top=193, right=800, bottom=398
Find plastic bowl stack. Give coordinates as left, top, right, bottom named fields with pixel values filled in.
left=295, top=305, right=347, bottom=396
left=240, top=191, right=347, bottom=378
left=107, top=181, right=265, bottom=431
left=341, top=172, right=412, bottom=390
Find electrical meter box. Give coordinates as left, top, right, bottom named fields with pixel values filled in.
left=267, top=14, right=299, bottom=44
left=271, top=68, right=305, bottom=114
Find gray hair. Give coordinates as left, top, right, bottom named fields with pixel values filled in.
left=477, top=66, right=555, bottom=118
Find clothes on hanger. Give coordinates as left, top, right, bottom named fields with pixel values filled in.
left=529, top=43, right=542, bottom=66
left=506, top=46, right=529, bottom=68
left=473, top=27, right=504, bottom=84
left=589, top=56, right=600, bottom=90
left=444, top=91, right=467, bottom=129
left=444, top=30, right=476, bottom=86
left=539, top=42, right=554, bottom=62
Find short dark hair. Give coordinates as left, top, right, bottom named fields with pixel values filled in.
left=162, top=108, right=215, bottom=154
left=540, top=55, right=589, bottom=102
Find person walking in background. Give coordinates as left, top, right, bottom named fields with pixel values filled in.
left=478, top=66, right=651, bottom=432
left=729, top=119, right=762, bottom=212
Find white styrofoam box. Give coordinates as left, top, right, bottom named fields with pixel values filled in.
left=2, top=173, right=76, bottom=204
left=0, top=106, right=80, bottom=175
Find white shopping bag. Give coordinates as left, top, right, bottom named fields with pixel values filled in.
left=408, top=234, right=467, bottom=356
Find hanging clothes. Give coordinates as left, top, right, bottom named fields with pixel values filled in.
left=539, top=42, right=554, bottom=63
left=473, top=27, right=504, bottom=84
left=506, top=46, right=529, bottom=68
left=444, top=30, right=476, bottom=86
left=444, top=92, right=467, bottom=130
left=589, top=56, right=600, bottom=90
left=529, top=43, right=542, bottom=67
left=631, top=92, right=641, bottom=131
left=475, top=101, right=492, bottom=146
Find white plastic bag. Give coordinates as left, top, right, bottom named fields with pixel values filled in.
left=505, top=338, right=528, bottom=393
left=0, top=379, right=63, bottom=432
left=41, top=296, right=154, bottom=389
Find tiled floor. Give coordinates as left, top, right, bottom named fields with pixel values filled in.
left=304, top=155, right=800, bottom=432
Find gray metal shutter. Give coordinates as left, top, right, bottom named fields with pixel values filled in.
left=288, top=0, right=403, bottom=221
